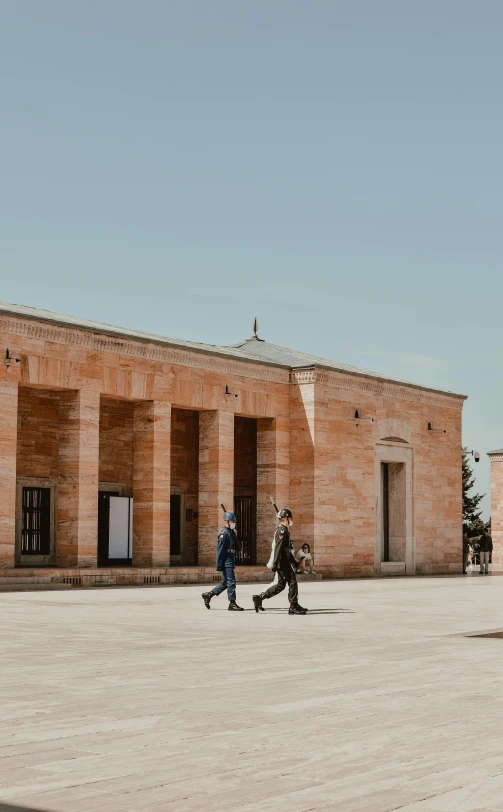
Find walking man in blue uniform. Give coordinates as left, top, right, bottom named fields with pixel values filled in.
left=201, top=511, right=244, bottom=611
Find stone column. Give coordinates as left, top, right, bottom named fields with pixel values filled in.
left=133, top=400, right=171, bottom=567
left=0, top=380, right=18, bottom=568
left=198, top=410, right=234, bottom=566
left=58, top=389, right=100, bottom=567
left=290, top=374, right=316, bottom=551
left=256, top=417, right=289, bottom=564
left=489, top=451, right=503, bottom=568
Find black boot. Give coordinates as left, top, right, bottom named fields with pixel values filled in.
left=297, top=604, right=308, bottom=613
left=228, top=600, right=244, bottom=611
left=202, top=591, right=213, bottom=610
left=288, top=605, right=307, bottom=615
left=252, top=594, right=264, bottom=613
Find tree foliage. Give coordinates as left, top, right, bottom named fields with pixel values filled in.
left=462, top=447, right=490, bottom=537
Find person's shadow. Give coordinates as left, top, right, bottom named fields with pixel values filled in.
left=0, top=804, right=50, bottom=812
left=209, top=608, right=354, bottom=614
left=260, top=608, right=353, bottom=614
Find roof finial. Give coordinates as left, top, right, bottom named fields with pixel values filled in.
left=253, top=317, right=259, bottom=339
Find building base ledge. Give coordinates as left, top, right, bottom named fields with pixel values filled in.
left=380, top=561, right=406, bottom=575
left=0, top=566, right=322, bottom=592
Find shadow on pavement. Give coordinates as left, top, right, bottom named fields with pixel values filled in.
left=208, top=607, right=353, bottom=613
left=263, top=608, right=354, bottom=614
left=0, top=805, right=50, bottom=812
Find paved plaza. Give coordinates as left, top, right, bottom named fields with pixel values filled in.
left=2, top=576, right=503, bottom=812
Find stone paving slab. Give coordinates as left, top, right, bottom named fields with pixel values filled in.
left=2, top=576, right=503, bottom=811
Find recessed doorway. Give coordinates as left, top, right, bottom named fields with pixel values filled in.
left=381, top=462, right=406, bottom=563
left=98, top=491, right=133, bottom=566
left=170, top=494, right=182, bottom=563
left=375, top=443, right=414, bottom=574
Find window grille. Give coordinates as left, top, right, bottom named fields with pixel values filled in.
left=21, top=487, right=51, bottom=555
left=234, top=496, right=254, bottom=564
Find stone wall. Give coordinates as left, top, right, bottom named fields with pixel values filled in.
left=312, top=375, right=375, bottom=577
left=306, top=370, right=463, bottom=577
left=17, top=387, right=60, bottom=479
left=234, top=417, right=257, bottom=494
left=99, top=398, right=134, bottom=494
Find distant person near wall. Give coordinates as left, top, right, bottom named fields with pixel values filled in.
left=296, top=543, right=316, bottom=575
left=479, top=528, right=493, bottom=575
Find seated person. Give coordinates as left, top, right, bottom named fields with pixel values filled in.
left=296, top=543, right=316, bottom=574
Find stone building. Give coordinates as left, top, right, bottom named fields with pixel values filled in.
left=0, top=302, right=465, bottom=587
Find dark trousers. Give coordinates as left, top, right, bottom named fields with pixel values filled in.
left=261, top=568, right=298, bottom=607
left=212, top=562, right=236, bottom=602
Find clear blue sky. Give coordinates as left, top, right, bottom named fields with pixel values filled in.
left=1, top=1, right=502, bottom=516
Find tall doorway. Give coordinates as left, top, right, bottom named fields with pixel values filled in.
left=170, top=494, right=182, bottom=563
left=381, top=462, right=406, bottom=563
left=234, top=496, right=254, bottom=564
left=234, top=416, right=257, bottom=564
left=98, top=491, right=133, bottom=567
left=375, top=442, right=414, bottom=573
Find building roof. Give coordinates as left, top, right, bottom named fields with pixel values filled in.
left=487, top=449, right=503, bottom=455
left=0, top=301, right=467, bottom=400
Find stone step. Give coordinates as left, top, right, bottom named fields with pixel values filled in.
left=0, top=576, right=53, bottom=584
left=0, top=583, right=73, bottom=593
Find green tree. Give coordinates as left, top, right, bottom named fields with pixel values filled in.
left=462, top=447, right=490, bottom=537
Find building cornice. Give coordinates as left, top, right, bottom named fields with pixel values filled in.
left=0, top=311, right=467, bottom=407
left=290, top=367, right=465, bottom=410
left=0, top=314, right=290, bottom=385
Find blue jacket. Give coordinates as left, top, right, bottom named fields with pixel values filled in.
left=216, top=527, right=236, bottom=571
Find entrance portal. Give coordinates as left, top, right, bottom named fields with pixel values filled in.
left=381, top=462, right=406, bottom=563
left=98, top=491, right=133, bottom=566
left=234, top=495, right=253, bottom=564
left=234, top=417, right=257, bottom=564
left=170, top=494, right=182, bottom=560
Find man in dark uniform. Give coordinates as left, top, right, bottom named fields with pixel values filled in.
left=201, top=511, right=244, bottom=611
left=479, top=527, right=493, bottom=575
left=252, top=508, right=307, bottom=615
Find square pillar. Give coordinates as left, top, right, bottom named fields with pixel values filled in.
left=198, top=410, right=234, bottom=566
left=489, top=451, right=503, bottom=566
left=58, top=389, right=100, bottom=567
left=133, top=400, right=171, bottom=567
left=0, top=380, right=18, bottom=568
left=256, top=417, right=289, bottom=564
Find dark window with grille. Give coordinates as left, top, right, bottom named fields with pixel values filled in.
left=21, top=487, right=51, bottom=555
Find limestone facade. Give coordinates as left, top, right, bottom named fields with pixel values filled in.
left=0, top=304, right=465, bottom=577
left=489, top=451, right=503, bottom=566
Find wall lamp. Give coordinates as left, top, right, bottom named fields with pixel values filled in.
left=225, top=385, right=238, bottom=398
left=427, top=422, right=446, bottom=434
left=4, top=348, right=20, bottom=368
left=354, top=410, right=374, bottom=423
left=464, top=449, right=481, bottom=463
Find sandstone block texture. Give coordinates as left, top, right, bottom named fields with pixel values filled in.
left=198, top=409, right=234, bottom=566
left=0, top=379, right=18, bottom=567
left=133, top=400, right=171, bottom=567
left=489, top=453, right=503, bottom=566
left=58, top=389, right=100, bottom=567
